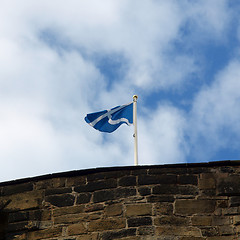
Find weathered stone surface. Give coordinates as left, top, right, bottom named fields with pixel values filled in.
left=118, top=176, right=136, bottom=186
left=138, top=186, right=151, bottom=196
left=156, top=226, right=201, bottom=237
left=175, top=199, right=216, bottom=215
left=76, top=192, right=91, bottom=204
left=217, top=176, right=240, bottom=196
left=101, top=228, right=136, bottom=240
left=126, top=204, right=152, bottom=217
left=178, top=175, right=198, bottom=185
left=1, top=182, right=33, bottom=196
left=1, top=162, right=240, bottom=239
left=45, top=187, right=72, bottom=196
left=154, top=216, right=189, bottom=226
left=93, top=189, right=115, bottom=203
left=27, top=227, right=62, bottom=239
left=154, top=202, right=173, bottom=215
left=88, top=218, right=125, bottom=231
left=138, top=174, right=177, bottom=185
left=104, top=203, right=122, bottom=216
left=45, top=194, right=75, bottom=207
left=127, top=217, right=152, bottom=227
left=75, top=179, right=117, bottom=193
left=67, top=223, right=87, bottom=235
left=53, top=205, right=85, bottom=217
left=3, top=191, right=43, bottom=211
left=191, top=216, right=212, bottom=226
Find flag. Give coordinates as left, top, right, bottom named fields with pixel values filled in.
left=85, top=102, right=133, bottom=133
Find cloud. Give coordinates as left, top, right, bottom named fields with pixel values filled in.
left=0, top=0, right=239, bottom=181
left=188, top=60, right=240, bottom=161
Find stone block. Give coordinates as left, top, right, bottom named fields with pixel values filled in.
left=199, top=173, right=216, bottom=189
left=53, top=205, right=85, bottom=217
left=177, top=175, right=198, bottom=185
left=230, top=196, right=240, bottom=207
left=233, top=215, right=240, bottom=225
left=88, top=218, right=125, bottom=231
left=76, top=233, right=99, bottom=240
left=154, top=202, right=173, bottom=215
left=3, top=191, right=43, bottom=211
left=1, top=183, right=33, bottom=196
left=200, top=227, right=218, bottom=237
left=138, top=175, right=177, bottom=185
left=175, top=199, right=216, bottom=215
left=45, top=194, right=75, bottom=207
left=75, top=179, right=117, bottom=193
left=126, top=204, right=152, bottom=217
left=76, top=192, right=91, bottom=204
left=54, top=213, right=86, bottom=224
left=66, top=176, right=86, bottom=187
left=191, top=216, right=212, bottom=226
left=27, top=227, right=62, bottom=239
left=217, top=176, right=240, bottom=196
left=218, top=225, right=234, bottom=235
left=45, top=187, right=72, bottom=196
left=147, top=195, right=175, bottom=203
left=67, top=223, right=87, bottom=235
left=137, top=226, right=155, bottom=235
left=212, top=216, right=230, bottom=226
left=127, top=217, right=152, bottom=227
left=118, top=176, right=136, bottom=186
left=104, top=204, right=122, bottom=216
left=114, top=187, right=136, bottom=199
left=153, top=185, right=198, bottom=195
left=101, top=228, right=136, bottom=240
left=93, top=189, right=115, bottom=203
left=154, top=216, right=189, bottom=226
left=85, top=203, right=104, bottom=212
left=156, top=226, right=201, bottom=237
left=138, top=186, right=151, bottom=196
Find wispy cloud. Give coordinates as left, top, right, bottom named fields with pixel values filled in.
left=0, top=0, right=240, bottom=181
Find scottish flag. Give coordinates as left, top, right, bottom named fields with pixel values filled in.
left=85, top=102, right=133, bottom=133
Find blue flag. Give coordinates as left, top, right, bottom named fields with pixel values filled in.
left=85, top=102, right=133, bottom=133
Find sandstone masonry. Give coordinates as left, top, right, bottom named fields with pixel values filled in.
left=0, top=160, right=240, bottom=239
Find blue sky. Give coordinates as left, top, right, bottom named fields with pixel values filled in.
left=1, top=0, right=240, bottom=181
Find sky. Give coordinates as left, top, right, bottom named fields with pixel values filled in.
left=1, top=0, right=240, bottom=182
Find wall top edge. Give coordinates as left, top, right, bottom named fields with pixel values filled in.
left=1, top=160, right=240, bottom=187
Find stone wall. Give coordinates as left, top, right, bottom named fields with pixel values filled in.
left=0, top=161, right=240, bottom=240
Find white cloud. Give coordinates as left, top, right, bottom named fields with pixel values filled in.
left=0, top=0, right=238, bottom=181
left=188, top=60, right=240, bottom=161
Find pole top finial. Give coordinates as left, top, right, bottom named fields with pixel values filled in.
left=133, top=95, right=138, bottom=101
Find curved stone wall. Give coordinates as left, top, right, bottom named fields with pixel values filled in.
left=0, top=161, right=240, bottom=239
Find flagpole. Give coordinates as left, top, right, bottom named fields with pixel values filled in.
left=133, top=95, right=138, bottom=166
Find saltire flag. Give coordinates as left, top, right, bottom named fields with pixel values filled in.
left=84, top=102, right=133, bottom=133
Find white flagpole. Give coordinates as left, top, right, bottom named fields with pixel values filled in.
left=133, top=95, right=138, bottom=166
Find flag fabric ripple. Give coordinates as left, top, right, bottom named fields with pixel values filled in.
left=84, top=102, right=133, bottom=133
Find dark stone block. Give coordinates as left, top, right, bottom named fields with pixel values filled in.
left=45, top=194, right=75, bottom=207
left=127, top=217, right=152, bottom=227
left=138, top=187, right=151, bottom=196
left=177, top=175, right=198, bottom=185
left=76, top=193, right=91, bottom=204
left=230, top=196, right=240, bottom=207
left=8, top=211, right=29, bottom=223
left=87, top=170, right=131, bottom=181
left=152, top=185, right=198, bottom=195
left=114, top=187, right=136, bottom=199
left=101, top=228, right=136, bottom=240
left=93, top=190, right=115, bottom=203
left=118, top=176, right=136, bottom=187
left=75, top=179, right=117, bottom=193
left=138, top=175, right=177, bottom=186
left=1, top=183, right=33, bottom=196
left=218, top=176, right=240, bottom=196
left=45, top=188, right=72, bottom=196
left=7, top=221, right=39, bottom=232
left=146, top=195, right=175, bottom=203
